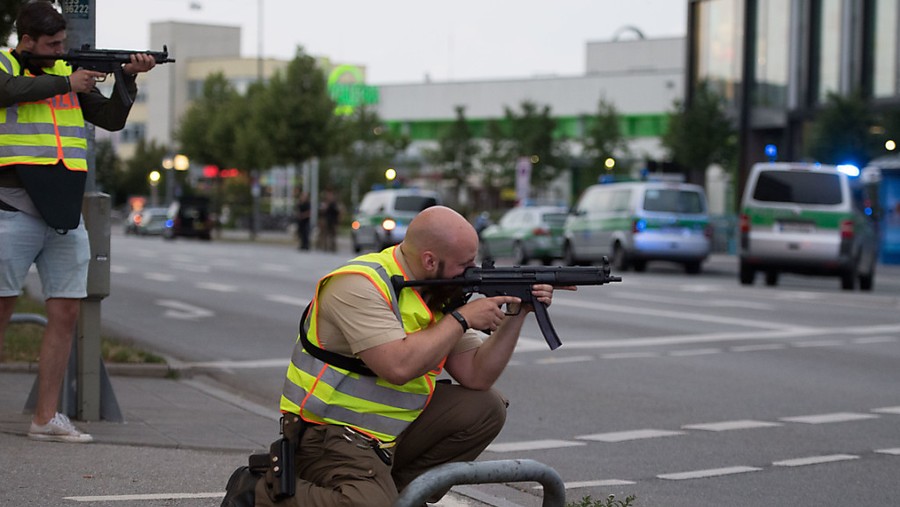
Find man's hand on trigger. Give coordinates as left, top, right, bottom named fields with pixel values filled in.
left=69, top=69, right=106, bottom=93
left=457, top=295, right=520, bottom=332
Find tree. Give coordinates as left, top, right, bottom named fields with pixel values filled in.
left=503, top=101, right=563, bottom=189
left=0, top=0, right=22, bottom=48
left=430, top=105, right=480, bottom=206
left=806, top=92, right=881, bottom=167
left=662, top=81, right=737, bottom=185
left=94, top=138, right=122, bottom=204
left=581, top=98, right=630, bottom=190
left=177, top=73, right=243, bottom=171
left=331, top=106, right=407, bottom=204
left=119, top=138, right=169, bottom=206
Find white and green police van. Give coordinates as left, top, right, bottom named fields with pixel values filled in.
left=738, top=162, right=879, bottom=290
left=563, top=179, right=711, bottom=274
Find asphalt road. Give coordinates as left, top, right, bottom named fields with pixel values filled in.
left=86, top=230, right=900, bottom=507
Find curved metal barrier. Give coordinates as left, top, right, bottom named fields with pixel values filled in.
left=393, top=459, right=566, bottom=507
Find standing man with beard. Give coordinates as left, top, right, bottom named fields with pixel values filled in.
left=0, top=1, right=156, bottom=443
left=223, top=206, right=562, bottom=507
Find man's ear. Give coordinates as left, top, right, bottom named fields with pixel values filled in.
left=421, top=251, right=438, bottom=272
left=19, top=34, right=35, bottom=52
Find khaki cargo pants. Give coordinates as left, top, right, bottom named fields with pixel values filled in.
left=254, top=382, right=508, bottom=507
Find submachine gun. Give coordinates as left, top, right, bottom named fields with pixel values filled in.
left=392, top=257, right=622, bottom=350
left=23, top=44, right=175, bottom=106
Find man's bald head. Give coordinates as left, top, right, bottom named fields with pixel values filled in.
left=402, top=206, right=478, bottom=278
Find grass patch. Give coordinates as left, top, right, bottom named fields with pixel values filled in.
left=2, top=292, right=165, bottom=365
left=567, top=495, right=636, bottom=507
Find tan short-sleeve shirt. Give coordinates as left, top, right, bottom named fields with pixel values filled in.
left=313, top=249, right=483, bottom=357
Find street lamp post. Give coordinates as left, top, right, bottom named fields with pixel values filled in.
left=149, top=170, right=161, bottom=207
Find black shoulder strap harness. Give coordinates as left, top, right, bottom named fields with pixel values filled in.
left=298, top=303, right=376, bottom=377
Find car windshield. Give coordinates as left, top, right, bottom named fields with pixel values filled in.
left=542, top=212, right=568, bottom=226
left=394, top=196, right=437, bottom=213
left=753, top=171, right=842, bottom=205
left=643, top=189, right=705, bottom=213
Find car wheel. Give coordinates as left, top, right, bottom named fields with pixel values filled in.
left=739, top=261, right=755, bottom=285
left=541, top=257, right=553, bottom=266
left=841, top=263, right=858, bottom=291
left=684, top=261, right=702, bottom=274
left=859, top=265, right=875, bottom=291
left=480, top=242, right=494, bottom=263
left=512, top=242, right=528, bottom=266
left=612, top=244, right=628, bottom=272
left=764, top=271, right=779, bottom=286
left=632, top=260, right=647, bottom=272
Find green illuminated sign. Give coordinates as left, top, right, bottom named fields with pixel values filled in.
left=327, top=64, right=379, bottom=115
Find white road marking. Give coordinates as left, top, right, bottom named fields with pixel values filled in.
left=172, top=262, right=210, bottom=273
left=682, top=420, right=783, bottom=432
left=576, top=429, right=685, bottom=443
left=730, top=344, right=786, bottom=352
left=853, top=336, right=898, bottom=344
left=792, top=339, right=845, bottom=348
left=156, top=299, right=214, bottom=320
left=533, top=479, right=636, bottom=490
left=109, top=265, right=129, bottom=273
left=668, top=348, right=721, bottom=357
left=772, top=454, right=859, bottom=467
left=535, top=355, right=594, bottom=364
left=658, top=466, right=761, bottom=480
left=555, top=298, right=802, bottom=330
left=183, top=358, right=289, bottom=369
left=65, top=492, right=224, bottom=502
left=265, top=295, right=309, bottom=307
left=600, top=352, right=660, bottom=359
left=875, top=448, right=900, bottom=455
left=872, top=406, right=900, bottom=415
left=486, top=440, right=585, bottom=453
left=144, top=272, right=176, bottom=282
left=780, top=412, right=880, bottom=424
left=613, top=291, right=774, bottom=311
left=195, top=282, right=237, bottom=292
left=514, top=337, right=547, bottom=352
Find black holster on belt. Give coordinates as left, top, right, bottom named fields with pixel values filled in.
left=249, top=415, right=307, bottom=501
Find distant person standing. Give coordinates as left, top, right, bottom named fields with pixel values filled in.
left=295, top=191, right=311, bottom=251
left=317, top=188, right=340, bottom=252
left=0, top=2, right=156, bottom=443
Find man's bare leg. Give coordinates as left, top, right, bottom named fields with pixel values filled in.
left=33, top=298, right=79, bottom=425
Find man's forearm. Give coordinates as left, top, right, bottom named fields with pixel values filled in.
left=0, top=72, right=68, bottom=107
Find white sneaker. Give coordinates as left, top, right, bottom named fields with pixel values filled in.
left=28, top=412, right=94, bottom=443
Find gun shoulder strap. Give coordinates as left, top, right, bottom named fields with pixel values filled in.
left=298, top=303, right=376, bottom=377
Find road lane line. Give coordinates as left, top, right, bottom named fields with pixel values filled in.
left=871, top=406, right=900, bottom=415
left=577, top=429, right=685, bottom=443
left=486, top=439, right=585, bottom=453
left=600, top=352, right=661, bottom=359
left=875, top=448, right=900, bottom=455
left=533, top=479, right=636, bottom=490
left=265, top=295, right=309, bottom=307
left=535, top=355, right=594, bottom=364
left=144, top=272, right=176, bottom=282
left=853, top=336, right=898, bottom=344
left=780, top=412, right=880, bottom=424
left=772, top=454, right=859, bottom=467
left=658, top=466, right=761, bottom=480
left=155, top=299, right=214, bottom=320
left=730, top=344, right=787, bottom=352
left=195, top=282, right=237, bottom=292
left=792, top=339, right=845, bottom=348
left=668, top=348, right=721, bottom=357
left=682, top=420, right=783, bottom=432
left=65, top=492, right=224, bottom=502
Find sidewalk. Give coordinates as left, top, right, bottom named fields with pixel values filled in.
left=0, top=367, right=514, bottom=507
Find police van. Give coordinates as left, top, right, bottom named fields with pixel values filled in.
left=563, top=179, right=711, bottom=273
left=738, top=162, right=879, bottom=290
left=350, top=188, right=441, bottom=252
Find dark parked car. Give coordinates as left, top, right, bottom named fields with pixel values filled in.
left=164, top=197, right=213, bottom=240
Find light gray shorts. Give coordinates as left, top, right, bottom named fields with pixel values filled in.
left=0, top=209, right=89, bottom=299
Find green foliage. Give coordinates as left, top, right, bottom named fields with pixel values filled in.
left=566, top=494, right=636, bottom=507
left=177, top=73, right=242, bottom=171
left=583, top=98, right=630, bottom=169
left=503, top=101, right=563, bottom=188
left=662, top=80, right=737, bottom=183
left=805, top=91, right=881, bottom=167
left=94, top=138, right=122, bottom=202
left=432, top=105, right=480, bottom=186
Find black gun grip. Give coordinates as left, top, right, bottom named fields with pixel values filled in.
left=533, top=301, right=562, bottom=350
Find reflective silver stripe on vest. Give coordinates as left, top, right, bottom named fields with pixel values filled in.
left=283, top=352, right=421, bottom=437
left=0, top=145, right=59, bottom=158
left=0, top=52, right=15, bottom=76
left=0, top=52, right=19, bottom=124
left=0, top=122, right=85, bottom=138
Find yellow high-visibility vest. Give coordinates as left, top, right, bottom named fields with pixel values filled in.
left=281, top=246, right=445, bottom=441
left=0, top=50, right=87, bottom=171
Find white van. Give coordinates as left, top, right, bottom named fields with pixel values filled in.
left=563, top=180, right=711, bottom=273
left=350, top=188, right=441, bottom=252
left=739, top=162, right=879, bottom=290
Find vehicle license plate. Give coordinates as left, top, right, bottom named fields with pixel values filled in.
left=777, top=221, right=814, bottom=233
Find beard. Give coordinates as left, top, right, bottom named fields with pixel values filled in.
left=422, top=260, right=467, bottom=313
